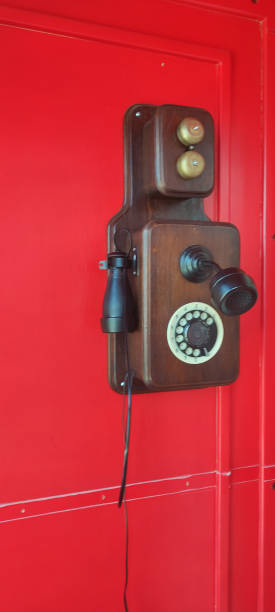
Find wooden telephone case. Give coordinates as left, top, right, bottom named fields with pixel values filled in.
left=104, top=104, right=240, bottom=393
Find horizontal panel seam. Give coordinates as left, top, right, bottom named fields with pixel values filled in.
left=0, top=20, right=223, bottom=64
left=0, top=5, right=230, bottom=65
left=231, top=479, right=259, bottom=486
left=231, top=464, right=259, bottom=470
left=162, top=0, right=264, bottom=22
left=0, top=485, right=216, bottom=525
left=0, top=470, right=228, bottom=508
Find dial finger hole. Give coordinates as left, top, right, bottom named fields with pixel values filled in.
left=186, top=347, right=193, bottom=356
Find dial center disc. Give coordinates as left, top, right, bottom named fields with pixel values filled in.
left=186, top=321, right=210, bottom=348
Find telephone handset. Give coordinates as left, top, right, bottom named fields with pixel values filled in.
left=100, top=104, right=257, bottom=393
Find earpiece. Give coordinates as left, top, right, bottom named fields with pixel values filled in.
left=179, top=244, right=257, bottom=316
left=210, top=267, right=257, bottom=315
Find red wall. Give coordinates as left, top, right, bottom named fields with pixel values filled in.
left=0, top=1, right=274, bottom=610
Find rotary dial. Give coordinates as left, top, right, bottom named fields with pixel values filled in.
left=167, top=302, right=224, bottom=364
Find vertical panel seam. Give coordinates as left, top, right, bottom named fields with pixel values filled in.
left=257, top=16, right=268, bottom=612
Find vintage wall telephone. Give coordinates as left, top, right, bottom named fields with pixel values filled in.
left=100, top=104, right=257, bottom=394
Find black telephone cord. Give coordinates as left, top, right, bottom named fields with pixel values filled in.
left=118, top=333, right=134, bottom=611
left=118, top=370, right=133, bottom=507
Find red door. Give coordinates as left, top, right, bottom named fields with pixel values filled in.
left=0, top=1, right=274, bottom=610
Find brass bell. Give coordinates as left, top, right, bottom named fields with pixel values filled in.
left=177, top=117, right=205, bottom=146
left=176, top=151, right=206, bottom=179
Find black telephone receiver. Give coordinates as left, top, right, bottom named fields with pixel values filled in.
left=100, top=104, right=257, bottom=393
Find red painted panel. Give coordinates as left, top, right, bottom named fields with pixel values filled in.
left=0, top=22, right=220, bottom=502
left=263, top=31, right=275, bottom=467
left=127, top=489, right=215, bottom=612
left=0, top=1, right=273, bottom=611
left=0, top=504, right=126, bottom=612
left=262, top=30, right=275, bottom=612
left=264, top=482, right=275, bottom=612
left=0, top=489, right=215, bottom=612
left=230, top=481, right=259, bottom=612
